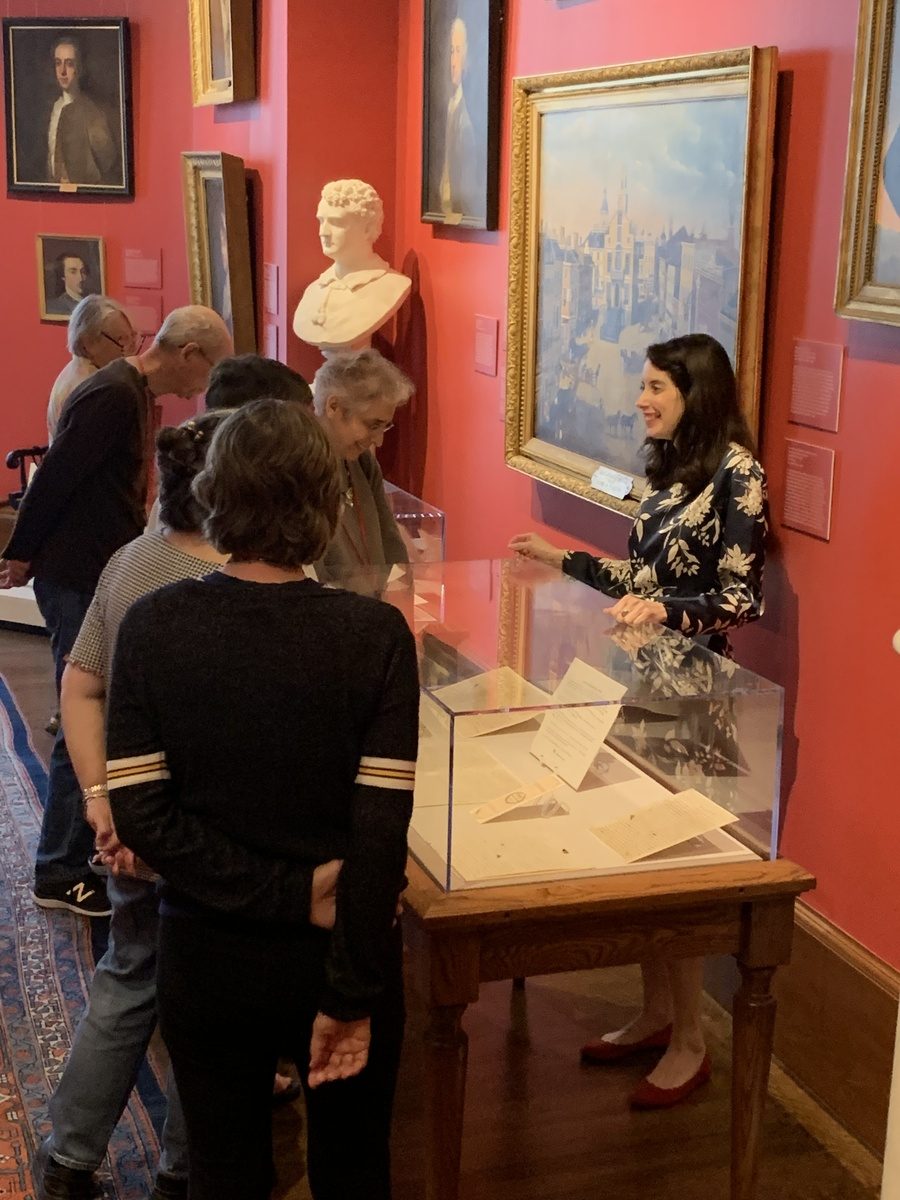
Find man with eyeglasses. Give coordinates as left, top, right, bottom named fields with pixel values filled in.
left=47, top=295, right=142, bottom=440
left=0, top=305, right=233, bottom=918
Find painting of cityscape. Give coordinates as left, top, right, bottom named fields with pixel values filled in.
left=506, top=50, right=777, bottom=510
left=835, top=0, right=900, bottom=324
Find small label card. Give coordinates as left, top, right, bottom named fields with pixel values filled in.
left=124, top=291, right=163, bottom=335
left=591, top=465, right=634, bottom=499
left=590, top=788, right=737, bottom=863
left=472, top=774, right=564, bottom=824
left=530, top=658, right=627, bottom=789
left=124, top=248, right=163, bottom=290
left=474, top=315, right=499, bottom=376
left=782, top=439, right=835, bottom=541
left=789, top=339, right=842, bottom=433
left=264, top=262, right=279, bottom=316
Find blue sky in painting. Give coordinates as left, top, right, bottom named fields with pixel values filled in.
left=539, top=93, right=748, bottom=240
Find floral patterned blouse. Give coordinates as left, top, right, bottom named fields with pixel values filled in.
left=563, top=443, right=768, bottom=654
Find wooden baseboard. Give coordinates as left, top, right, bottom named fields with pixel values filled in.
left=773, top=901, right=898, bottom=1157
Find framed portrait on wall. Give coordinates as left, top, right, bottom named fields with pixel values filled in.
left=182, top=151, right=255, bottom=353
left=187, top=0, right=255, bottom=106
left=505, top=48, right=778, bottom=515
left=36, top=233, right=106, bottom=322
left=3, top=17, right=133, bottom=198
left=421, top=0, right=502, bottom=230
left=835, top=0, right=900, bottom=324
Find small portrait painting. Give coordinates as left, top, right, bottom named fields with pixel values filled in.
left=203, top=176, right=233, bottom=334
left=836, top=0, right=900, bottom=323
left=3, top=17, right=133, bottom=198
left=37, top=234, right=106, bottom=323
left=187, top=0, right=255, bottom=106
left=421, top=0, right=501, bottom=230
left=182, top=151, right=255, bottom=353
left=208, top=0, right=233, bottom=82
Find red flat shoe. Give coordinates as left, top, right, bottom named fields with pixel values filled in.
left=580, top=1023, right=673, bottom=1064
left=629, top=1053, right=712, bottom=1109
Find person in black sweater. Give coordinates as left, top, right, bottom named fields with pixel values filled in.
left=103, top=399, right=419, bottom=1200
left=0, top=305, right=233, bottom=917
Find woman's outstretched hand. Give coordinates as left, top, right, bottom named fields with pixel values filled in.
left=308, top=1013, right=371, bottom=1088
left=509, top=533, right=566, bottom=569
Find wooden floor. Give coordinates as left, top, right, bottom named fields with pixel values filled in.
left=0, top=626, right=882, bottom=1200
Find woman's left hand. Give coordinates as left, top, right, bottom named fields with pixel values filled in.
left=605, top=593, right=667, bottom=626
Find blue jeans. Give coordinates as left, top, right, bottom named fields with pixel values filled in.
left=32, top=578, right=96, bottom=887
left=48, top=874, right=187, bottom=1178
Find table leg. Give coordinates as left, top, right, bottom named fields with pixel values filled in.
left=424, top=1003, right=469, bottom=1200
left=731, top=963, right=777, bottom=1200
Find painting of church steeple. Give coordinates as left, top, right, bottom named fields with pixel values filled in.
left=525, top=52, right=769, bottom=485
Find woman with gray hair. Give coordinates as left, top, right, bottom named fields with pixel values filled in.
left=47, top=295, right=140, bottom=440
left=312, top=347, right=413, bottom=577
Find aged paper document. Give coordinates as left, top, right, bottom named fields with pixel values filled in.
left=590, top=788, right=737, bottom=863
left=530, top=658, right=628, bottom=789
left=415, top=738, right=522, bottom=807
left=434, top=666, right=552, bottom=737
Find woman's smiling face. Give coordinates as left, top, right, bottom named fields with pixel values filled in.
left=637, top=360, right=684, bottom=440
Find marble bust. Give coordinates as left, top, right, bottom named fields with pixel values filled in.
left=292, top=179, right=411, bottom=353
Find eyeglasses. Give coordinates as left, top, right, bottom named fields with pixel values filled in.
left=102, top=330, right=144, bottom=354
left=361, top=419, right=394, bottom=435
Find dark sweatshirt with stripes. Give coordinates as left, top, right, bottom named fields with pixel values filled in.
left=106, top=571, right=419, bottom=1022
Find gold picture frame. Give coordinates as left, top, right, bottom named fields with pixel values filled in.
left=182, top=150, right=255, bottom=353
left=36, top=233, right=106, bottom=323
left=187, top=0, right=255, bottom=107
left=505, top=47, right=778, bottom=516
left=835, top=0, right=900, bottom=324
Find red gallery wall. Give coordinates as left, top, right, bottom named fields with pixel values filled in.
left=2, top=0, right=898, bottom=969
left=0, top=0, right=400, bottom=442
left=0, top=0, right=195, bottom=445
left=394, top=0, right=900, bottom=965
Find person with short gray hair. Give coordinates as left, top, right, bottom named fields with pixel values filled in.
left=312, top=348, right=413, bottom=577
left=47, top=295, right=140, bottom=439
left=0, top=304, right=232, bottom=919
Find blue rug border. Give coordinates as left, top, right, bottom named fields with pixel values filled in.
left=0, top=672, right=48, bottom=795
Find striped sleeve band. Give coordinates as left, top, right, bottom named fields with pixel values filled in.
left=106, top=751, right=171, bottom=791
left=354, top=755, right=416, bottom=791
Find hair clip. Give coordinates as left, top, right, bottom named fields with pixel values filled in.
left=184, top=420, right=204, bottom=443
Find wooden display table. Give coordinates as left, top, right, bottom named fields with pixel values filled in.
left=402, top=857, right=815, bottom=1200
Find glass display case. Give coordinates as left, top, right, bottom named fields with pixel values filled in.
left=332, top=558, right=783, bottom=891
left=383, top=481, right=446, bottom=561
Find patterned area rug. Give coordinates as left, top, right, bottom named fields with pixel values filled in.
left=0, top=674, right=165, bottom=1199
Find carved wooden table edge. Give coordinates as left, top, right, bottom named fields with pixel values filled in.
left=400, top=856, right=816, bottom=1200
left=402, top=856, right=816, bottom=930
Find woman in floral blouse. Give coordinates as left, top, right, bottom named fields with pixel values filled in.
left=510, top=332, right=768, bottom=1109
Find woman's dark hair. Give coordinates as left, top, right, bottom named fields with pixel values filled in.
left=204, top=354, right=312, bottom=410
left=156, top=410, right=232, bottom=533
left=642, top=333, right=755, bottom=495
left=193, top=399, right=341, bottom=569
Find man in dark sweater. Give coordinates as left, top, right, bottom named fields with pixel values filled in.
left=0, top=305, right=232, bottom=916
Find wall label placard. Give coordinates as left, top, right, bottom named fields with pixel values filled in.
left=474, top=315, right=499, bottom=376
left=789, top=339, right=843, bottom=432
left=123, top=249, right=163, bottom=290
left=782, top=439, right=835, bottom=541
left=124, top=291, right=163, bottom=336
